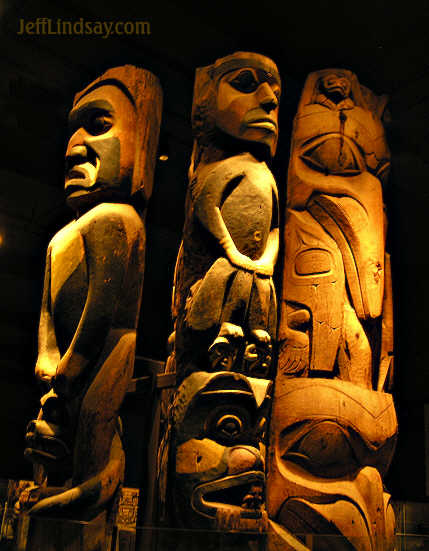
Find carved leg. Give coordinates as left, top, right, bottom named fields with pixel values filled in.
left=27, top=331, right=135, bottom=519
left=337, top=296, right=372, bottom=388
left=186, top=258, right=241, bottom=332
left=72, top=331, right=135, bottom=493
left=243, top=277, right=277, bottom=377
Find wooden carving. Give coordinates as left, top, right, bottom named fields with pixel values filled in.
left=160, top=52, right=281, bottom=545
left=267, top=69, right=397, bottom=551
left=171, top=51, right=281, bottom=382
left=169, top=372, right=271, bottom=532
left=17, top=66, right=162, bottom=539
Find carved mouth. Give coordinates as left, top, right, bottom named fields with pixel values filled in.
left=246, top=118, right=277, bottom=132
left=191, top=471, right=265, bottom=520
left=324, top=85, right=348, bottom=102
left=65, top=146, right=99, bottom=185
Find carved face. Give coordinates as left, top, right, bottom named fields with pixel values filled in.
left=65, top=84, right=136, bottom=210
left=320, top=72, right=351, bottom=103
left=172, top=372, right=271, bottom=531
left=267, top=379, right=397, bottom=548
left=215, top=67, right=280, bottom=156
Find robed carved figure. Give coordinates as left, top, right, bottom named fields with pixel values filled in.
left=170, top=51, right=281, bottom=382
left=267, top=69, right=397, bottom=551
left=18, top=66, right=162, bottom=537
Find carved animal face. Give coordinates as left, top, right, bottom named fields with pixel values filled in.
left=65, top=84, right=136, bottom=210
left=215, top=67, right=280, bottom=156
left=172, top=371, right=271, bottom=531
left=319, top=72, right=351, bottom=103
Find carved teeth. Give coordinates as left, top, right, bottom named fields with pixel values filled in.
left=241, top=483, right=264, bottom=510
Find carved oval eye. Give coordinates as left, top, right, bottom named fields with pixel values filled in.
left=87, top=113, right=113, bottom=135
left=229, top=70, right=259, bottom=93
left=215, top=414, right=243, bottom=438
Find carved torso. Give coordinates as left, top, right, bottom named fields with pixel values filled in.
left=178, top=152, right=278, bottom=314
left=216, top=157, right=275, bottom=259
left=49, top=203, right=144, bottom=358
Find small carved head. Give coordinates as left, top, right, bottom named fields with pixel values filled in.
left=318, top=71, right=352, bottom=103
left=65, top=65, right=162, bottom=211
left=192, top=52, right=281, bottom=158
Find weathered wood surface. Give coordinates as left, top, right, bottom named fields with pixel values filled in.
left=267, top=69, right=397, bottom=551
left=16, top=66, right=162, bottom=550
left=160, top=52, right=281, bottom=549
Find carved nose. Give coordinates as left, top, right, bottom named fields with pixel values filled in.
left=260, top=95, right=278, bottom=113
left=66, top=126, right=90, bottom=155
left=227, top=446, right=264, bottom=474
left=258, top=82, right=278, bottom=113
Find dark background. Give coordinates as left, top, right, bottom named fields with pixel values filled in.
left=0, top=0, right=427, bottom=501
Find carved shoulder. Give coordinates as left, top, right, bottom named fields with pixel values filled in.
left=194, top=153, right=273, bottom=204
left=78, top=203, right=144, bottom=244
left=48, top=220, right=77, bottom=251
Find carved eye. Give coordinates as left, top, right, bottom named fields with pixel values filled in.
left=87, top=112, right=113, bottom=135
left=215, top=414, right=243, bottom=438
left=229, top=70, right=259, bottom=93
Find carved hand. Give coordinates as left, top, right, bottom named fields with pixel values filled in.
left=278, top=306, right=310, bottom=375
left=252, top=228, right=278, bottom=277
left=278, top=327, right=310, bottom=375
left=223, top=243, right=257, bottom=272
left=252, top=261, right=274, bottom=276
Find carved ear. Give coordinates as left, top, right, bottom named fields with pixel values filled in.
left=246, top=377, right=272, bottom=408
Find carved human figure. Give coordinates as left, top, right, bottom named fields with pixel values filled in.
left=158, top=53, right=281, bottom=550
left=19, top=66, right=162, bottom=525
left=171, top=52, right=281, bottom=382
left=267, top=69, right=397, bottom=551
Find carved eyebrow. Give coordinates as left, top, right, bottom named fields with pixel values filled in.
left=68, top=99, right=114, bottom=127
left=258, top=69, right=280, bottom=87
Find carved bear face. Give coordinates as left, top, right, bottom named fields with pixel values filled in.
left=171, top=371, right=271, bottom=531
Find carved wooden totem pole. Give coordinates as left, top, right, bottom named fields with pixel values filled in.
left=159, top=52, right=281, bottom=549
left=17, top=66, right=162, bottom=550
left=266, top=70, right=397, bottom=551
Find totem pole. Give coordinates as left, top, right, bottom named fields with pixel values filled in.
left=159, top=52, right=281, bottom=549
left=17, top=66, right=162, bottom=550
left=267, top=70, right=397, bottom=551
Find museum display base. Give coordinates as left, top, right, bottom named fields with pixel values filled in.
left=3, top=521, right=429, bottom=551
left=15, top=511, right=109, bottom=551
left=1, top=498, right=428, bottom=550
